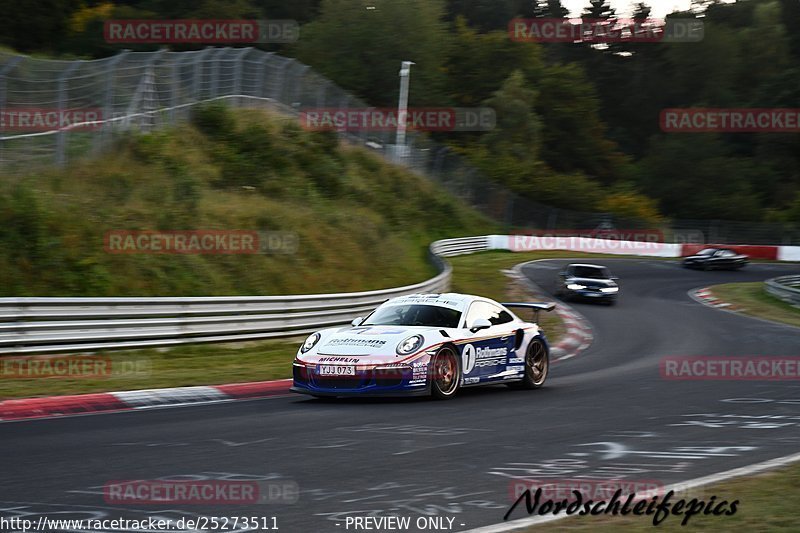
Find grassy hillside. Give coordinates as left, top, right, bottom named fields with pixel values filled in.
left=0, top=105, right=496, bottom=296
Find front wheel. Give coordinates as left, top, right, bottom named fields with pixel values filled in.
left=521, top=338, right=549, bottom=389
left=430, top=346, right=461, bottom=400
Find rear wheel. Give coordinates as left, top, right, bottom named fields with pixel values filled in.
left=430, top=346, right=460, bottom=400
left=521, top=338, right=548, bottom=389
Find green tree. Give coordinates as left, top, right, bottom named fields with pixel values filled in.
left=444, top=18, right=542, bottom=107
left=251, top=0, right=322, bottom=23
left=0, top=0, right=82, bottom=53
left=582, top=0, right=615, bottom=18
left=481, top=70, right=542, bottom=162
left=445, top=0, right=535, bottom=31
left=293, top=0, right=450, bottom=106
left=535, top=63, right=632, bottom=184
left=599, top=186, right=663, bottom=223
left=638, top=135, right=763, bottom=220
left=133, top=0, right=258, bottom=18
left=531, top=0, right=569, bottom=17
left=462, top=70, right=608, bottom=211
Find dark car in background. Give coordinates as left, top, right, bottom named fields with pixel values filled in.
left=555, top=263, right=619, bottom=305
left=682, top=248, right=748, bottom=270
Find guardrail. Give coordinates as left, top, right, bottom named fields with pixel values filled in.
left=765, top=275, right=800, bottom=307
left=4, top=234, right=793, bottom=355
left=0, top=236, right=490, bottom=355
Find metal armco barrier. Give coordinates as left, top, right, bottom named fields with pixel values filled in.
left=3, top=234, right=794, bottom=355
left=765, top=275, right=800, bottom=307
left=0, top=237, right=488, bottom=355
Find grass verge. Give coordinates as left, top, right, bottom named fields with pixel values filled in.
left=709, top=282, right=800, bottom=328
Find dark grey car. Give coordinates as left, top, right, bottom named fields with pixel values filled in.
left=555, top=263, right=619, bottom=305
left=682, top=248, right=748, bottom=270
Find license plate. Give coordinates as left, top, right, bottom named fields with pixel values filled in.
left=318, top=365, right=356, bottom=376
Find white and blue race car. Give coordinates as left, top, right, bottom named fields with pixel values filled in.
left=291, top=293, right=554, bottom=400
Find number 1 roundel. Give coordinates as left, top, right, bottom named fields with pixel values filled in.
left=462, top=344, right=476, bottom=374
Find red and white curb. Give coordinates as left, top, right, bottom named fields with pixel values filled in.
left=0, top=379, right=292, bottom=422
left=506, top=263, right=593, bottom=363
left=691, top=287, right=742, bottom=311
left=551, top=306, right=593, bottom=362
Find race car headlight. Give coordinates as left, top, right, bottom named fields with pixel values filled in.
left=374, top=363, right=412, bottom=374
left=566, top=283, right=586, bottom=290
left=396, top=334, right=423, bottom=355
left=600, top=287, right=619, bottom=293
left=300, top=332, right=321, bottom=353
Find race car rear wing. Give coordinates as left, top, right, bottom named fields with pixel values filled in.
left=501, top=302, right=556, bottom=324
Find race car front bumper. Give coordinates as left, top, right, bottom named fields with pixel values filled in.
left=291, top=361, right=431, bottom=397
left=564, top=287, right=618, bottom=301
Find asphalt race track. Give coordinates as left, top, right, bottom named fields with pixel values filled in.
left=2, top=259, right=800, bottom=532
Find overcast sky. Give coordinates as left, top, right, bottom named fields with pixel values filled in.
left=562, top=0, right=693, bottom=18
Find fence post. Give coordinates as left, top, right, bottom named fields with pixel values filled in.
left=56, top=61, right=82, bottom=166
left=169, top=52, right=180, bottom=123
left=210, top=47, right=228, bottom=99
left=0, top=56, right=24, bottom=166
left=290, top=63, right=310, bottom=108
left=259, top=51, right=275, bottom=100
left=273, top=58, right=293, bottom=103
left=95, top=50, right=129, bottom=154
left=172, top=50, right=199, bottom=122
left=137, top=49, right=165, bottom=132
left=192, top=47, right=216, bottom=102
left=233, top=47, right=253, bottom=105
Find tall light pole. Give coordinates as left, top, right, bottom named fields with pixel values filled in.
left=396, top=60, right=414, bottom=163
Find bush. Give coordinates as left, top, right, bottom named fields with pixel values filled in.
left=191, top=103, right=236, bottom=140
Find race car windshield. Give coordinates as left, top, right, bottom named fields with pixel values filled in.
left=697, top=248, right=717, bottom=255
left=362, top=304, right=462, bottom=328
left=570, top=266, right=610, bottom=279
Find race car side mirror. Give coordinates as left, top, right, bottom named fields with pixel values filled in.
left=469, top=318, right=492, bottom=332
left=351, top=317, right=364, bottom=326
